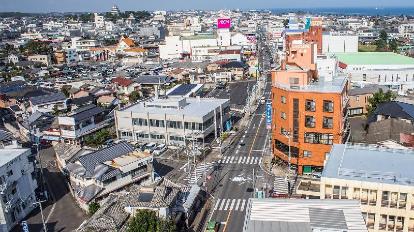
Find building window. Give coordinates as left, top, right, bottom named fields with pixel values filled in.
left=280, top=112, right=286, bottom=120
left=121, top=131, right=132, bottom=138
left=280, top=127, right=288, bottom=135
left=136, top=133, right=149, bottom=139
left=382, top=191, right=390, bottom=207
left=274, top=139, right=299, bottom=157
left=355, top=96, right=360, bottom=102
left=281, top=96, right=286, bottom=104
left=333, top=186, right=340, bottom=199
left=150, top=134, right=165, bottom=140
left=305, top=100, right=316, bottom=112
left=363, top=74, right=367, bottom=81
left=323, top=117, right=333, bottom=129
left=132, top=118, right=148, bottom=126
left=150, top=119, right=165, bottom=127
left=304, top=132, right=333, bottom=144
left=323, top=100, right=334, bottom=112
left=303, top=150, right=312, bottom=157
left=167, top=120, right=183, bottom=129
left=349, top=108, right=363, bottom=116
left=305, top=116, right=315, bottom=128
left=7, top=170, right=13, bottom=177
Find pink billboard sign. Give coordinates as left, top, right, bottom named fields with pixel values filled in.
left=217, top=18, right=231, bottom=29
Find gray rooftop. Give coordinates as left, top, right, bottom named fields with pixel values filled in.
left=30, top=92, right=66, bottom=106
left=323, top=143, right=414, bottom=186
left=0, top=149, right=28, bottom=166
left=349, top=84, right=389, bottom=96
left=122, top=97, right=229, bottom=118
left=77, top=142, right=134, bottom=178
left=276, top=75, right=348, bottom=93
left=243, top=199, right=367, bottom=232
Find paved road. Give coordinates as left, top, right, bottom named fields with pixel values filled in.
left=14, top=147, right=86, bottom=232
left=207, top=79, right=273, bottom=232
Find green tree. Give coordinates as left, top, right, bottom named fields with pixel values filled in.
left=379, top=30, right=388, bottom=42
left=282, top=19, right=289, bottom=28
left=129, top=91, right=140, bottom=103
left=61, top=85, right=72, bottom=98
left=366, top=89, right=396, bottom=115
left=127, top=209, right=176, bottom=232
left=88, top=202, right=100, bottom=215
left=389, top=39, right=398, bottom=52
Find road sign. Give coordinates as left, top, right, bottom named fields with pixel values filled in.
left=265, top=101, right=272, bottom=129
left=21, top=221, right=29, bottom=232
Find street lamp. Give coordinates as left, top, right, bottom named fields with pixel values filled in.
left=33, top=200, right=47, bottom=232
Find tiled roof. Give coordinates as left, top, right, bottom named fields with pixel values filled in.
left=120, top=37, right=135, bottom=47
left=112, top=77, right=133, bottom=87
left=0, top=129, right=13, bottom=142
left=77, top=142, right=134, bottom=178
left=124, top=47, right=147, bottom=53
left=30, top=92, right=66, bottom=106
left=134, top=75, right=174, bottom=85
left=69, top=105, right=104, bottom=123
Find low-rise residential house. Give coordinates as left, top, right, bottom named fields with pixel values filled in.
left=19, top=111, right=57, bottom=142
left=29, top=92, right=67, bottom=114
left=111, top=77, right=140, bottom=96
left=27, top=54, right=52, bottom=66
left=57, top=105, right=110, bottom=144
left=52, top=142, right=93, bottom=169
left=348, top=85, right=389, bottom=116
left=0, top=148, right=38, bottom=232
left=134, top=75, right=175, bottom=97
left=65, top=142, right=153, bottom=207
left=6, top=54, right=19, bottom=64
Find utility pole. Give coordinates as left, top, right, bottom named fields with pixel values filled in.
left=33, top=200, right=47, bottom=232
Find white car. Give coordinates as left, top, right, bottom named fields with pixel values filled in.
left=144, top=143, right=157, bottom=153
left=153, top=144, right=167, bottom=155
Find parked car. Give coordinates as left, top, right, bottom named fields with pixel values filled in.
left=153, top=144, right=167, bottom=155
left=144, top=143, right=157, bottom=153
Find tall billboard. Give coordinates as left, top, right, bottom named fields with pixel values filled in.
left=217, top=18, right=231, bottom=29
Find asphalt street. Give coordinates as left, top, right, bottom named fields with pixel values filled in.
left=207, top=80, right=273, bottom=232
left=205, top=29, right=275, bottom=232
left=14, top=147, right=86, bottom=232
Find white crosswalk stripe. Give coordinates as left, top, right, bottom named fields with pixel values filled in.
left=273, top=176, right=289, bottom=194
left=183, top=162, right=215, bottom=184
left=214, top=198, right=248, bottom=212
left=217, top=156, right=262, bottom=165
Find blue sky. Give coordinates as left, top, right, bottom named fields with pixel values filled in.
left=2, top=0, right=414, bottom=12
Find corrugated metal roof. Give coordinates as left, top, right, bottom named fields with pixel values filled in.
left=244, top=199, right=367, bottom=232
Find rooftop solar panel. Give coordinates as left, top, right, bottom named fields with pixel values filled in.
left=168, top=84, right=197, bottom=96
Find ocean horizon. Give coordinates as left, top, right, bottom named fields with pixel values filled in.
left=269, top=7, right=414, bottom=16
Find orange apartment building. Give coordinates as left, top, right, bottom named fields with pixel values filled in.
left=271, top=40, right=349, bottom=175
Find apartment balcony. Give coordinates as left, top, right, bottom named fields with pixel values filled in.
left=0, top=181, right=8, bottom=194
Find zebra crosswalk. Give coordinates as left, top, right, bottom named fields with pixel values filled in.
left=218, top=156, right=262, bottom=165
left=273, top=176, right=289, bottom=194
left=213, top=198, right=248, bottom=212
left=183, top=162, right=215, bottom=184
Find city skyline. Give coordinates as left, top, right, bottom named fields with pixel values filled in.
left=2, top=0, right=414, bottom=13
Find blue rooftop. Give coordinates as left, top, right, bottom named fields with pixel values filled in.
left=168, top=84, right=197, bottom=96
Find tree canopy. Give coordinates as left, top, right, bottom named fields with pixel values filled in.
left=127, top=209, right=176, bottom=232
left=366, top=89, right=396, bottom=115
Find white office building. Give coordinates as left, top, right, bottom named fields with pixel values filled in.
left=0, top=148, right=37, bottom=232
left=115, top=97, right=230, bottom=145
left=322, top=33, right=358, bottom=53
left=335, top=52, right=414, bottom=93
